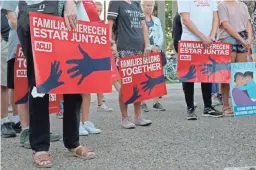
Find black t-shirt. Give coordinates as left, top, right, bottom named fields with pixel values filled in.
left=108, top=0, right=145, bottom=51
left=1, top=13, right=10, bottom=42
left=172, top=13, right=182, bottom=53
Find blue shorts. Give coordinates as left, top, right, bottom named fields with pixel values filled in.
left=222, top=31, right=248, bottom=53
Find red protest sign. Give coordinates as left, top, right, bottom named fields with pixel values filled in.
left=119, top=53, right=167, bottom=104
left=14, top=44, right=29, bottom=104
left=177, top=41, right=232, bottom=83
left=29, top=12, right=112, bottom=94
left=49, top=94, right=61, bottom=114
left=14, top=45, right=60, bottom=114
left=111, top=56, right=120, bottom=82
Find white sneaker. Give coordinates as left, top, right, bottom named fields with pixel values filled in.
left=97, top=104, right=113, bottom=112
left=79, top=122, right=89, bottom=136
left=83, top=121, right=101, bottom=134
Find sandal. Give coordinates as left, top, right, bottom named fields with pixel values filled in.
left=32, top=152, right=53, bottom=168
left=68, top=145, right=95, bottom=160
left=222, top=107, right=234, bottom=117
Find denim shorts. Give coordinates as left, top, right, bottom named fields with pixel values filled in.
left=222, top=31, right=248, bottom=53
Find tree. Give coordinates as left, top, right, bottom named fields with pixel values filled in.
left=165, top=1, right=173, bottom=52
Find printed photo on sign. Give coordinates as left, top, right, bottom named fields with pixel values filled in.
left=14, top=45, right=60, bottom=114
left=119, top=53, right=167, bottom=104
left=177, top=41, right=232, bottom=83
left=231, top=62, right=256, bottom=117
left=29, top=12, right=112, bottom=94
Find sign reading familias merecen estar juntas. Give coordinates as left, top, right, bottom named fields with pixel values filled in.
left=29, top=12, right=112, bottom=94
left=177, top=41, right=232, bottom=83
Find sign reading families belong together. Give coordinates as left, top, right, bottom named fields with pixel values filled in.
left=119, top=53, right=167, bottom=104
left=29, top=12, right=112, bottom=94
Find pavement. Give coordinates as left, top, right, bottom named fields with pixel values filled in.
left=1, top=83, right=256, bottom=170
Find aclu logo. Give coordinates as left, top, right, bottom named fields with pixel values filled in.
left=35, top=41, right=52, bottom=52
left=180, top=55, right=191, bottom=61
left=16, top=69, right=27, bottom=77
left=122, top=77, right=132, bottom=84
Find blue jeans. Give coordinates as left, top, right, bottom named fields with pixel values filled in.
left=212, top=83, right=219, bottom=94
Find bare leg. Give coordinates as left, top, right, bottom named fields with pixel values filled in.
left=1, top=86, right=9, bottom=118
left=9, top=89, right=18, bottom=116
left=97, top=94, right=103, bottom=106
left=81, top=94, right=91, bottom=123
left=134, top=102, right=141, bottom=120
left=113, top=81, right=120, bottom=92
left=153, top=98, right=159, bottom=104
left=221, top=52, right=237, bottom=110
left=236, top=53, right=248, bottom=62
left=119, top=88, right=128, bottom=120
left=17, top=104, right=29, bottom=128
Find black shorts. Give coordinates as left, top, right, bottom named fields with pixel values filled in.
left=7, top=58, right=15, bottom=89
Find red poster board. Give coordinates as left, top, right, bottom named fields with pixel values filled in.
left=177, top=41, right=232, bottom=83
left=14, top=45, right=60, bottom=114
left=111, top=56, right=120, bottom=82
left=29, top=12, right=112, bottom=94
left=119, top=53, right=167, bottom=104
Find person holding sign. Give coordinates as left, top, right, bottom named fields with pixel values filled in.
left=178, top=0, right=223, bottom=120
left=108, top=0, right=152, bottom=129
left=217, top=0, right=253, bottom=116
left=2, top=1, right=62, bottom=148
left=140, top=0, right=166, bottom=112
left=16, top=0, right=95, bottom=168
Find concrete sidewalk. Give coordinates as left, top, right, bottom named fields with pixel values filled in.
left=1, top=87, right=256, bottom=170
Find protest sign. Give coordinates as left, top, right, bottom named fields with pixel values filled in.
left=14, top=45, right=28, bottom=105
left=14, top=45, right=60, bottom=114
left=231, top=62, right=256, bottom=117
left=29, top=12, right=112, bottom=94
left=119, top=53, right=167, bottom=104
left=111, top=56, right=120, bottom=82
left=177, top=41, right=231, bottom=83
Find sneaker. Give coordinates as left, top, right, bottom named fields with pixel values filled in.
left=12, top=121, right=22, bottom=133
left=79, top=122, right=89, bottom=136
left=82, top=121, right=101, bottom=134
left=56, top=112, right=63, bottom=119
left=97, top=104, right=113, bottom=112
left=121, top=117, right=135, bottom=129
left=141, top=103, right=149, bottom=112
left=1, top=122, right=16, bottom=138
left=20, top=129, right=30, bottom=148
left=134, top=117, right=152, bottom=126
left=184, top=103, right=198, bottom=108
left=153, top=102, right=166, bottom=111
left=187, top=108, right=197, bottom=120
left=50, top=132, right=61, bottom=142
left=203, top=107, right=223, bottom=118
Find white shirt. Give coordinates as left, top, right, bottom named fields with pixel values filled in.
left=178, top=0, right=218, bottom=41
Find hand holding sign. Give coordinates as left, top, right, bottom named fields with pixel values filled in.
left=67, top=45, right=111, bottom=85
left=141, top=74, right=165, bottom=94
left=179, top=65, right=196, bottom=82
left=124, top=85, right=141, bottom=105
left=200, top=56, right=231, bottom=78
left=37, top=61, right=64, bottom=93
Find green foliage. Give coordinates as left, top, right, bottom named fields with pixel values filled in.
left=165, top=1, right=173, bottom=52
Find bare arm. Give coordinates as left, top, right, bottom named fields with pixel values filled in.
left=141, top=20, right=150, bottom=48
left=180, top=12, right=212, bottom=47
left=7, top=11, right=17, bottom=29
left=209, top=11, right=219, bottom=40
left=180, top=13, right=205, bottom=40
left=246, top=21, right=253, bottom=45
left=108, top=19, right=114, bottom=41
left=222, top=21, right=246, bottom=43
